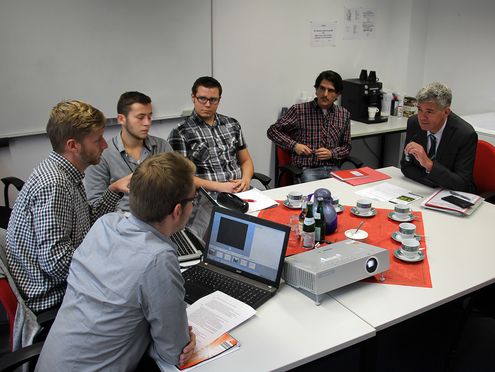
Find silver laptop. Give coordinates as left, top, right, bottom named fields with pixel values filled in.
left=182, top=206, right=290, bottom=309
left=172, top=188, right=217, bottom=262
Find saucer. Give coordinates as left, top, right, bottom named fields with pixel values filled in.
left=393, top=248, right=424, bottom=263
left=333, top=204, right=344, bottom=213
left=350, top=206, right=377, bottom=218
left=283, top=200, right=302, bottom=209
left=391, top=232, right=421, bottom=243
left=388, top=212, right=415, bottom=222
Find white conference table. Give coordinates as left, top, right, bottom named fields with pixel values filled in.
left=194, top=166, right=494, bottom=371
left=263, top=167, right=495, bottom=332
left=194, top=285, right=375, bottom=372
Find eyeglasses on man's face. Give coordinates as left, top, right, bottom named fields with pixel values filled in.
left=194, top=96, right=220, bottom=105
left=179, top=191, right=199, bottom=207
left=316, top=85, right=337, bottom=95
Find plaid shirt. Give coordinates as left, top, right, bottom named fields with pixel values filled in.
left=168, top=110, right=247, bottom=182
left=267, top=99, right=351, bottom=168
left=6, top=151, right=121, bottom=312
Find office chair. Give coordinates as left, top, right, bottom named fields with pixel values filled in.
left=0, top=177, right=24, bottom=230
left=0, top=341, right=43, bottom=372
left=274, top=146, right=364, bottom=187
left=473, top=140, right=495, bottom=204
left=252, top=172, right=272, bottom=190
left=0, top=229, right=57, bottom=354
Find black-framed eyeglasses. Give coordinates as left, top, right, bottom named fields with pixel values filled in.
left=195, top=96, right=220, bottom=105
left=317, top=86, right=337, bottom=94
left=179, top=191, right=198, bottom=207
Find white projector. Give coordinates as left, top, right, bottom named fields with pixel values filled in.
left=283, top=240, right=390, bottom=305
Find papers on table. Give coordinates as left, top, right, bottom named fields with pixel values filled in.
left=172, top=291, right=256, bottom=371
left=235, top=188, right=278, bottom=212
left=422, top=189, right=483, bottom=216
left=187, top=291, right=255, bottom=350
left=355, top=182, right=423, bottom=204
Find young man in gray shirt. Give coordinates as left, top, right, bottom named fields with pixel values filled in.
left=85, top=91, right=172, bottom=211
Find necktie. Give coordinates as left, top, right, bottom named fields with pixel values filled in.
left=428, top=134, right=437, bottom=159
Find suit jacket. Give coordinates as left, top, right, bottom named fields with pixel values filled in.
left=400, top=112, right=478, bottom=193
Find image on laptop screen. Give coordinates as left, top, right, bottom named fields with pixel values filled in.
left=205, top=208, right=288, bottom=283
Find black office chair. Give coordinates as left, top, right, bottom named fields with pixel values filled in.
left=274, top=145, right=364, bottom=187
left=252, top=172, right=272, bottom=190
left=0, top=177, right=25, bottom=229
left=0, top=342, right=43, bottom=372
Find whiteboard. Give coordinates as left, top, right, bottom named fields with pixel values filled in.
left=0, top=0, right=212, bottom=138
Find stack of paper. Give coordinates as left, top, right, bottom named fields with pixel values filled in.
left=175, top=291, right=256, bottom=370
left=422, top=189, right=483, bottom=216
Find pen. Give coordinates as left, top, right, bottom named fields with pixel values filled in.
left=450, top=191, right=470, bottom=201
left=242, top=199, right=256, bottom=203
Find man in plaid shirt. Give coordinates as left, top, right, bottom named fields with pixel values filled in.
left=267, top=70, right=352, bottom=183
left=168, top=76, right=254, bottom=193
left=6, top=100, right=131, bottom=313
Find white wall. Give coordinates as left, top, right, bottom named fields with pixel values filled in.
left=1, top=0, right=493, bottom=199
left=423, top=0, right=495, bottom=115
left=213, top=0, right=422, bottom=177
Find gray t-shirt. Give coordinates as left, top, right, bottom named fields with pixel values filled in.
left=85, top=133, right=172, bottom=211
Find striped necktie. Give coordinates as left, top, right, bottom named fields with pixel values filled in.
left=427, top=134, right=437, bottom=159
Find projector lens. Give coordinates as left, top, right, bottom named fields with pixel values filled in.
left=365, top=257, right=378, bottom=273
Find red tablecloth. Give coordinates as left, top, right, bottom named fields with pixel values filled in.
left=258, top=202, right=432, bottom=288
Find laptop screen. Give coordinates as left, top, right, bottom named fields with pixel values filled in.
left=186, top=188, right=217, bottom=245
left=204, top=206, right=289, bottom=285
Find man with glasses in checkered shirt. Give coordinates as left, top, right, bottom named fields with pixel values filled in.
left=267, top=70, right=352, bottom=183
left=6, top=100, right=131, bottom=313
left=168, top=76, right=254, bottom=193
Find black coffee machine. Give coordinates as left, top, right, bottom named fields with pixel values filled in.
left=341, top=70, right=388, bottom=124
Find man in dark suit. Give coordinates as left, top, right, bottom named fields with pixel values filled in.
left=401, top=82, right=477, bottom=193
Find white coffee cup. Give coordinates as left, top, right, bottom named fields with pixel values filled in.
left=368, top=106, right=379, bottom=120
left=394, top=203, right=411, bottom=219
left=287, top=191, right=303, bottom=207
left=356, top=198, right=372, bottom=215
left=401, top=238, right=420, bottom=257
left=399, top=222, right=416, bottom=240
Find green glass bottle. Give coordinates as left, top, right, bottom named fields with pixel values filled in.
left=302, top=201, right=315, bottom=249
left=315, top=197, right=326, bottom=243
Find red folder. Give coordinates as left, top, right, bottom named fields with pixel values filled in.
left=331, top=166, right=391, bottom=186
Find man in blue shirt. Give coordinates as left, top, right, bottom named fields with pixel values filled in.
left=36, top=152, right=197, bottom=371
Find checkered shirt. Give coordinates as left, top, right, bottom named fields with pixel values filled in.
left=6, top=151, right=121, bottom=312
left=168, top=110, right=247, bottom=182
left=267, top=99, right=351, bottom=168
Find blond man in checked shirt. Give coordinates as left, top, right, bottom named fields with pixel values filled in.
left=267, top=70, right=352, bottom=183
left=6, top=100, right=130, bottom=313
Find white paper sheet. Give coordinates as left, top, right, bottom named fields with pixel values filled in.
left=355, top=182, right=423, bottom=204
left=187, top=291, right=256, bottom=350
left=235, top=188, right=278, bottom=212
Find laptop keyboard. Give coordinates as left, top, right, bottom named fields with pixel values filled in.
left=182, top=265, right=271, bottom=308
left=171, top=230, right=199, bottom=257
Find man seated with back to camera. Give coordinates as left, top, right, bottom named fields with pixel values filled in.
left=401, top=82, right=477, bottom=193
left=267, top=70, right=352, bottom=183
left=85, top=91, right=173, bottom=212
left=36, top=152, right=197, bottom=371
left=168, top=76, right=254, bottom=193
left=6, top=100, right=130, bottom=314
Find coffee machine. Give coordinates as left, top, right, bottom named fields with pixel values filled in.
left=340, top=70, right=387, bottom=124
